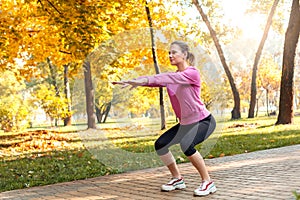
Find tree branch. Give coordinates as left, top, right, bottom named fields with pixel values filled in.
left=46, top=0, right=62, bottom=14
left=59, top=50, right=72, bottom=54
left=37, top=0, right=62, bottom=15
left=37, top=0, right=49, bottom=14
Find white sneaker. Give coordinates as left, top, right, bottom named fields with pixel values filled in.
left=194, top=180, right=217, bottom=196
left=161, top=178, right=186, bottom=191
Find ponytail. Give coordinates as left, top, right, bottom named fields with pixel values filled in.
left=187, top=52, right=195, bottom=66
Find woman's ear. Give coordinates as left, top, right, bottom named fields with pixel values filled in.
left=183, top=52, right=188, bottom=60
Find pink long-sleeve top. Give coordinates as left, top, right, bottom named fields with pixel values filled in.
left=140, top=66, right=210, bottom=125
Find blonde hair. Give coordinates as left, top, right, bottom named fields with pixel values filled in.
left=171, top=40, right=195, bottom=66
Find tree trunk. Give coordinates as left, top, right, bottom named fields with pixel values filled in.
left=266, top=89, right=269, bottom=116
left=192, top=0, right=241, bottom=119
left=248, top=0, right=279, bottom=118
left=95, top=102, right=111, bottom=123
left=145, top=1, right=166, bottom=129
left=103, top=102, right=112, bottom=123
left=95, top=106, right=102, bottom=123
left=276, top=0, right=300, bottom=125
left=47, top=57, right=59, bottom=126
left=255, top=98, right=259, bottom=117
left=63, top=64, right=72, bottom=126
left=83, top=60, right=96, bottom=129
left=47, top=57, right=60, bottom=96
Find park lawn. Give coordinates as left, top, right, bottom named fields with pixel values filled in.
left=0, top=115, right=300, bottom=192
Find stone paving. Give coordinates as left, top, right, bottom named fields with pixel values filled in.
left=1, top=145, right=299, bottom=200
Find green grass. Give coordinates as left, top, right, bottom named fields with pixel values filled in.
left=114, top=115, right=300, bottom=157
left=0, top=115, right=300, bottom=192
left=293, top=190, right=300, bottom=200
left=0, top=150, right=117, bottom=192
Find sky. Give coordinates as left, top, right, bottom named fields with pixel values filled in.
left=220, top=0, right=266, bottom=40
left=174, top=0, right=299, bottom=78
left=182, top=0, right=269, bottom=42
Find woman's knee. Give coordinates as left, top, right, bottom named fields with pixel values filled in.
left=180, top=139, right=197, bottom=157
left=183, top=146, right=197, bottom=157
left=154, top=140, right=169, bottom=155
left=154, top=124, right=179, bottom=151
left=154, top=138, right=168, bottom=151
left=154, top=139, right=161, bottom=150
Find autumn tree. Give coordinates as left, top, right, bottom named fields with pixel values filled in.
left=0, top=0, right=238, bottom=130
left=1, top=0, right=83, bottom=128
left=35, top=85, right=71, bottom=126
left=63, top=63, right=72, bottom=126
left=145, top=0, right=166, bottom=130
left=0, top=1, right=51, bottom=78
left=276, top=0, right=300, bottom=125
left=90, top=33, right=167, bottom=122
left=233, top=67, right=252, bottom=113
left=89, top=0, right=207, bottom=126
left=0, top=71, right=31, bottom=132
left=93, top=60, right=134, bottom=123
left=201, top=80, right=231, bottom=111
left=257, top=56, right=281, bottom=116
left=248, top=0, right=280, bottom=118
left=26, top=0, right=147, bottom=128
left=31, top=59, right=76, bottom=127
left=192, top=0, right=241, bottom=119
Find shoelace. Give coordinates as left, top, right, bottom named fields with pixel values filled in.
left=198, top=181, right=210, bottom=190
left=167, top=178, right=181, bottom=185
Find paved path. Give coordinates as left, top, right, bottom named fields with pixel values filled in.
left=1, top=145, right=300, bottom=200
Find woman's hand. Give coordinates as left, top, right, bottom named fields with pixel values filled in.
left=112, top=78, right=148, bottom=90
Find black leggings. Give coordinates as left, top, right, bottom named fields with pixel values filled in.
left=154, top=114, right=216, bottom=157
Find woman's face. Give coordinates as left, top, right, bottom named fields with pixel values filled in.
left=169, top=44, right=186, bottom=66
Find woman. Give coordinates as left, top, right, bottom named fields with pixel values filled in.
left=113, top=40, right=217, bottom=196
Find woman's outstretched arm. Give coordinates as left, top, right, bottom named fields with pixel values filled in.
left=112, top=77, right=148, bottom=90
